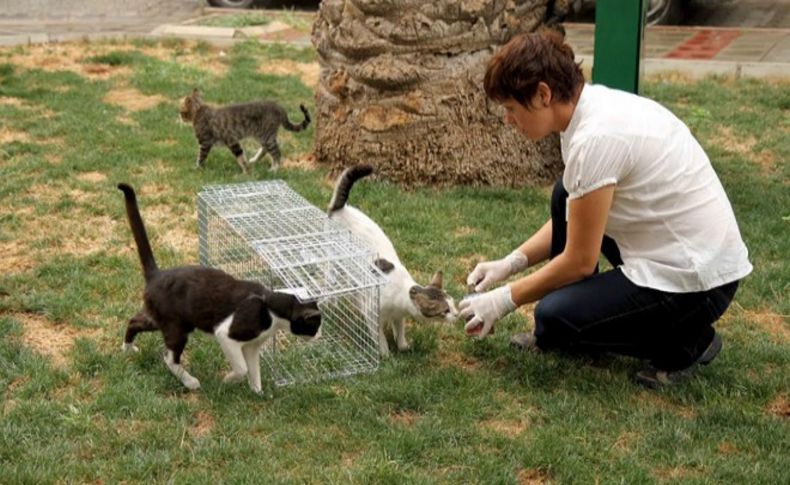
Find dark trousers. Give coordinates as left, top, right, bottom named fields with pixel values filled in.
left=533, top=180, right=739, bottom=371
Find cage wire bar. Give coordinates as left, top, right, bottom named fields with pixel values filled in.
left=197, top=180, right=387, bottom=386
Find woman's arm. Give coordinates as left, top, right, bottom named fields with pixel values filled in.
left=510, top=184, right=614, bottom=305
left=516, top=218, right=552, bottom=268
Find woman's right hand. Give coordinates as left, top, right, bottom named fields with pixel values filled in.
left=466, top=250, right=528, bottom=292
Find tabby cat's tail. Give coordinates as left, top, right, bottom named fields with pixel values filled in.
left=328, top=164, right=374, bottom=214
left=282, top=104, right=311, bottom=132
left=117, top=183, right=159, bottom=283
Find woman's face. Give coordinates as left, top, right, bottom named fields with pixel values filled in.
left=501, top=83, right=556, bottom=141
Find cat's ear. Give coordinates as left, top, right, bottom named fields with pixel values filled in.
left=191, top=88, right=202, bottom=100
left=429, top=271, right=444, bottom=289
left=232, top=295, right=270, bottom=329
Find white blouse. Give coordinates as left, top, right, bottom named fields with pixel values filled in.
left=560, top=84, right=752, bottom=293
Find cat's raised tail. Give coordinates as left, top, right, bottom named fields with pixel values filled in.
left=117, top=183, right=159, bottom=282
left=327, top=164, right=374, bottom=214
left=282, top=104, right=311, bottom=132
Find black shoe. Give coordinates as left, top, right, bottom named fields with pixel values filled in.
left=697, top=332, right=722, bottom=366
left=634, top=333, right=723, bottom=389
left=509, top=333, right=540, bottom=353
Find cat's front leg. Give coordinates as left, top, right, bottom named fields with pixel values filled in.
left=196, top=142, right=212, bottom=169
left=242, top=343, right=263, bottom=394
left=216, top=335, right=248, bottom=384
left=392, top=319, right=410, bottom=352
left=229, top=143, right=250, bottom=174
left=164, top=348, right=201, bottom=390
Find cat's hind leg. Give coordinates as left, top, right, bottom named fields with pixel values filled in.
left=163, top=332, right=200, bottom=390
left=261, top=137, right=282, bottom=171
left=123, top=310, right=158, bottom=353
left=248, top=147, right=265, bottom=164
left=378, top=320, right=391, bottom=358
left=228, top=143, right=249, bottom=174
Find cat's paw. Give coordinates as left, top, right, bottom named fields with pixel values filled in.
left=122, top=342, right=139, bottom=353
left=183, top=376, right=201, bottom=390
left=397, top=341, right=411, bottom=352
left=223, top=371, right=246, bottom=383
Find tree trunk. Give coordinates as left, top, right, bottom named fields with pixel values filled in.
left=311, top=0, right=567, bottom=188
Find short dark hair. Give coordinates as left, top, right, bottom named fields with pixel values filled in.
left=484, top=30, right=584, bottom=107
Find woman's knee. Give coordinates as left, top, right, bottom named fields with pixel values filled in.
left=534, top=291, right=575, bottom=338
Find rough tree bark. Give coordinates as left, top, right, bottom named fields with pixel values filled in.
left=311, top=0, right=569, bottom=188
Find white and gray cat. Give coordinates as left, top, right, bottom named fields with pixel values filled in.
left=327, top=165, right=457, bottom=357
left=118, top=183, right=322, bottom=393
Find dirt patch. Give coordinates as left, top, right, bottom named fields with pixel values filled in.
left=389, top=410, right=419, bottom=426
left=766, top=394, right=789, bottom=418
left=258, top=60, right=320, bottom=89
left=191, top=410, right=215, bottom=438
left=12, top=312, right=100, bottom=367
left=516, top=468, right=551, bottom=485
left=103, top=87, right=168, bottom=112
left=142, top=203, right=197, bottom=259
left=612, top=431, right=640, bottom=454
left=745, top=308, right=789, bottom=343
left=77, top=171, right=108, bottom=184
left=137, top=44, right=228, bottom=77
left=479, top=417, right=528, bottom=438
left=0, top=126, right=31, bottom=144
left=709, top=125, right=778, bottom=174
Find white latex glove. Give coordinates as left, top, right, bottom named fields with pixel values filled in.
left=458, top=285, right=516, bottom=339
left=466, top=250, right=529, bottom=292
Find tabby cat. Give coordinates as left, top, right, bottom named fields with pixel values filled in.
left=327, top=165, right=458, bottom=357
left=179, top=88, right=310, bottom=174
left=118, top=183, right=322, bottom=393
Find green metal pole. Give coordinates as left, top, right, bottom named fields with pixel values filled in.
left=592, top=0, right=646, bottom=93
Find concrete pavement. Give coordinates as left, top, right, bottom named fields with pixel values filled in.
left=0, top=1, right=787, bottom=79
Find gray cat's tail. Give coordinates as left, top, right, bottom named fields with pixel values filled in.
left=282, top=104, right=311, bottom=132
left=328, top=164, right=374, bottom=214
left=117, top=183, right=159, bottom=282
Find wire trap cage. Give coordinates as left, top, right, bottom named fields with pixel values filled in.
left=197, top=180, right=387, bottom=386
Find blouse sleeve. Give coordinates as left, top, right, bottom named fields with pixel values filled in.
left=562, top=135, right=632, bottom=200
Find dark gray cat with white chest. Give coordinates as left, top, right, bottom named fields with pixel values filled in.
left=179, top=88, right=310, bottom=174
left=118, top=183, right=322, bottom=393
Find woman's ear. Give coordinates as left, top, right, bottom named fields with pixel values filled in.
left=537, top=81, right=553, bottom=107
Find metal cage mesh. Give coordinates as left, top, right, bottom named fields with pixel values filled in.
left=197, top=181, right=385, bottom=386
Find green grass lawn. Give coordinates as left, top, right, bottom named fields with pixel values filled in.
left=0, top=38, right=788, bottom=484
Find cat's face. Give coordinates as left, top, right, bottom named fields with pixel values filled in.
left=408, top=271, right=458, bottom=322
left=179, top=88, right=202, bottom=123
left=268, top=292, right=323, bottom=341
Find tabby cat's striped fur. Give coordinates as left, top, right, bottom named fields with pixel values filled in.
left=179, top=88, right=310, bottom=174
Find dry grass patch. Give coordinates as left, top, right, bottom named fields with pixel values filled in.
left=12, top=312, right=101, bottom=367
left=766, top=394, right=790, bottom=418
left=6, top=42, right=132, bottom=80
left=478, top=417, right=529, bottom=438
left=453, top=226, right=476, bottom=237
left=103, top=87, right=168, bottom=112
left=0, top=96, right=26, bottom=107
left=436, top=347, right=481, bottom=372
left=137, top=44, right=228, bottom=77
left=635, top=390, right=696, bottom=419
left=77, top=171, right=108, bottom=184
left=0, top=126, right=31, bottom=144
left=143, top=203, right=197, bottom=259
left=0, top=239, right=38, bottom=274
left=651, top=464, right=705, bottom=482
left=723, top=303, right=789, bottom=343
left=281, top=152, right=318, bottom=171
left=258, top=60, right=319, bottom=89
left=717, top=441, right=739, bottom=455
left=612, top=431, right=641, bottom=454
left=516, top=468, right=551, bottom=485
left=191, top=410, right=215, bottom=438
left=389, top=410, right=419, bottom=426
